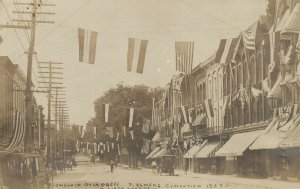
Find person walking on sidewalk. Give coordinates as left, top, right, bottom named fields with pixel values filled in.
left=110, top=159, right=115, bottom=173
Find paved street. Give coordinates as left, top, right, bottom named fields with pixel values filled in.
left=51, top=155, right=299, bottom=189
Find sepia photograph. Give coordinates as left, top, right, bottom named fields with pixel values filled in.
left=0, top=0, right=300, bottom=189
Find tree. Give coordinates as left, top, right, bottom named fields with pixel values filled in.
left=93, top=83, right=163, bottom=167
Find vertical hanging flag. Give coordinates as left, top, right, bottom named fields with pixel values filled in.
left=117, top=144, right=121, bottom=156
left=116, top=132, right=120, bottom=141
left=130, top=131, right=134, bottom=140
left=93, top=127, right=97, bottom=139
left=181, top=106, right=188, bottom=123
left=128, top=108, right=134, bottom=128
left=142, top=118, right=150, bottom=134
left=123, top=126, right=126, bottom=137
left=127, top=38, right=148, bottom=74
left=78, top=28, right=98, bottom=64
left=102, top=104, right=109, bottom=123
left=175, top=41, right=194, bottom=74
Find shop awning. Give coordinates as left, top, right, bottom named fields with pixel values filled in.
left=152, top=132, right=161, bottom=142
left=183, top=140, right=207, bottom=158
left=195, top=142, right=221, bottom=158
left=146, top=147, right=161, bottom=159
left=216, top=130, right=262, bottom=156
left=280, top=114, right=300, bottom=148
left=267, top=74, right=283, bottom=98
left=192, top=113, right=206, bottom=126
left=181, top=123, right=192, bottom=133
left=249, top=113, right=298, bottom=150
left=281, top=3, right=300, bottom=33
left=152, top=147, right=168, bottom=159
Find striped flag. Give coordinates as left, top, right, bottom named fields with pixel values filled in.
left=103, top=104, right=109, bottom=123
left=127, top=38, right=148, bottom=74
left=78, top=28, right=98, bottom=64
left=175, top=41, right=194, bottom=74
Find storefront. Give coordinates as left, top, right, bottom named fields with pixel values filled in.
left=183, top=141, right=206, bottom=172
left=249, top=104, right=300, bottom=180
left=216, top=130, right=262, bottom=177
left=194, top=141, right=222, bottom=174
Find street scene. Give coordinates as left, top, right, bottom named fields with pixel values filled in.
left=1, top=0, right=300, bottom=189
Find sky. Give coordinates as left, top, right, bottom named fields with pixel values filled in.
left=0, top=0, right=266, bottom=125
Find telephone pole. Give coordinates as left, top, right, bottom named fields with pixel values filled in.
left=10, top=0, right=55, bottom=152
left=38, top=61, right=63, bottom=157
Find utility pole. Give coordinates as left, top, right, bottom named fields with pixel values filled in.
left=38, top=61, right=63, bottom=157
left=10, top=0, right=55, bottom=152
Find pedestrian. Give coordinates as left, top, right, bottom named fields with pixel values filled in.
left=114, top=156, right=118, bottom=170
left=110, top=159, right=115, bottom=173
left=184, top=162, right=188, bottom=175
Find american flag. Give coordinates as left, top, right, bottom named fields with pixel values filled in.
left=175, top=42, right=194, bottom=74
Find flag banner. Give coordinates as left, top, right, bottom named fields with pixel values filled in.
left=107, top=143, right=110, bottom=152
left=205, top=99, right=214, bottom=118
left=130, top=130, right=134, bottom=140
left=215, top=38, right=239, bottom=64
left=242, top=21, right=258, bottom=50
left=78, top=27, right=98, bottom=64
left=111, top=143, right=114, bottom=150
left=86, top=143, right=89, bottom=149
left=97, top=144, right=100, bottom=152
left=181, top=106, right=188, bottom=123
left=215, top=39, right=227, bottom=63
left=127, top=38, right=148, bottom=74
left=93, top=127, right=97, bottom=139
left=128, top=108, right=134, bottom=128
left=175, top=41, right=194, bottom=74
left=102, top=104, right=109, bottom=123
left=269, top=31, right=280, bottom=75
left=123, top=126, right=126, bottom=137
left=142, top=118, right=150, bottom=134
left=116, top=132, right=120, bottom=141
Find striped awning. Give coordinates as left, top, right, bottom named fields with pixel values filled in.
left=267, top=74, right=283, bottom=98
left=0, top=111, right=26, bottom=154
left=146, top=147, right=161, bottom=159
left=152, top=147, right=168, bottom=159
left=192, top=113, right=206, bottom=126
left=281, top=3, right=300, bottom=33
left=195, top=142, right=221, bottom=158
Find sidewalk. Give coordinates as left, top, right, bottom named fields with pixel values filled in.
left=118, top=164, right=300, bottom=189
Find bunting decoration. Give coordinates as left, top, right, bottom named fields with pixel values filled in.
left=175, top=41, right=194, bottom=74
left=0, top=111, right=25, bottom=154
left=78, top=28, right=98, bottom=64
left=103, top=104, right=110, bottom=123
left=127, top=38, right=148, bottom=74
